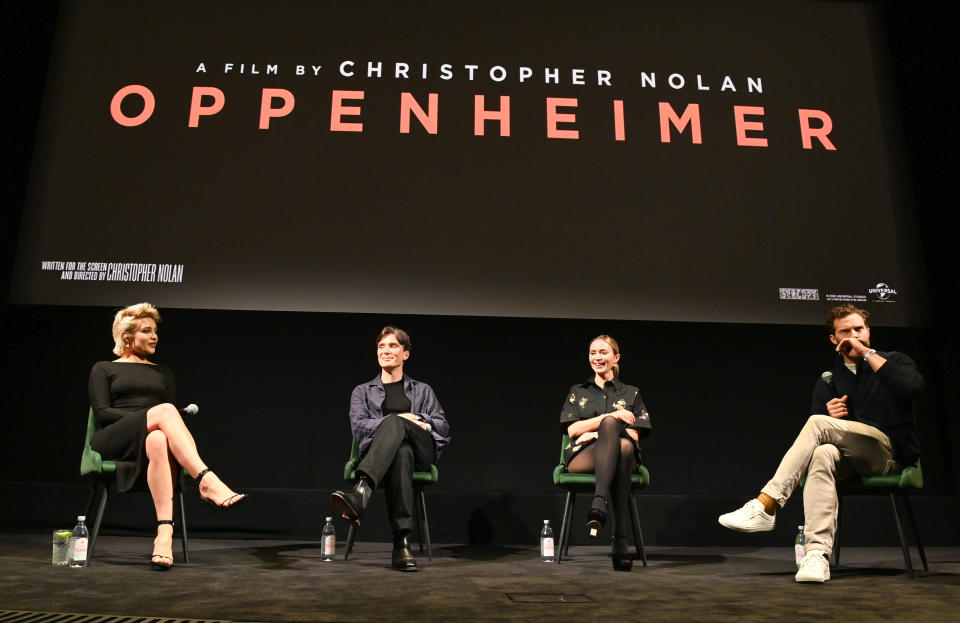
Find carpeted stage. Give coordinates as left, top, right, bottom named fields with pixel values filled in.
left=1, top=534, right=957, bottom=623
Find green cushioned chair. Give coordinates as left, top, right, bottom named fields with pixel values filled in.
left=342, top=438, right=439, bottom=561
left=552, top=434, right=650, bottom=565
left=834, top=462, right=927, bottom=578
left=81, top=407, right=189, bottom=563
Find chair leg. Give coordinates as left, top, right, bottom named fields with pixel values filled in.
left=88, top=483, right=108, bottom=561
left=556, top=491, right=571, bottom=564
left=343, top=521, right=357, bottom=562
left=418, top=489, right=433, bottom=562
left=413, top=489, right=424, bottom=554
left=177, top=488, right=189, bottom=564
left=83, top=485, right=97, bottom=520
left=344, top=522, right=357, bottom=561
left=560, top=491, right=575, bottom=560
left=629, top=495, right=647, bottom=567
left=889, top=492, right=915, bottom=579
left=901, top=493, right=928, bottom=572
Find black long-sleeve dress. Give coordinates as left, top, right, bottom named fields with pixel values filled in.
left=88, top=361, right=176, bottom=492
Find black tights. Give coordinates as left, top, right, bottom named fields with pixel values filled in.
left=567, top=416, right=637, bottom=537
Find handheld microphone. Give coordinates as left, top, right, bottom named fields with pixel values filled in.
left=180, top=403, right=199, bottom=415
left=821, top=371, right=839, bottom=399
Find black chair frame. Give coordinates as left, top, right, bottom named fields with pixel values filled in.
left=83, top=472, right=190, bottom=564
left=557, top=486, right=647, bottom=566
left=344, top=485, right=433, bottom=561
left=832, top=489, right=927, bottom=578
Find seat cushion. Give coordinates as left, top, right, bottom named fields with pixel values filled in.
left=555, top=465, right=650, bottom=489
left=861, top=463, right=923, bottom=489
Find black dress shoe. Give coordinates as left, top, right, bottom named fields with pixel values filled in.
left=392, top=537, right=418, bottom=572
left=331, top=477, right=373, bottom=523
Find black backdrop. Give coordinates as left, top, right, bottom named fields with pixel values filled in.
left=1, top=1, right=958, bottom=546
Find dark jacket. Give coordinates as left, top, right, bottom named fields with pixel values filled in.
left=810, top=351, right=923, bottom=465
left=350, top=375, right=451, bottom=458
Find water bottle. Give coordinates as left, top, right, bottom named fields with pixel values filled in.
left=68, top=516, right=89, bottom=568
left=540, top=520, right=556, bottom=562
left=321, top=517, right=336, bottom=561
left=794, top=525, right=805, bottom=568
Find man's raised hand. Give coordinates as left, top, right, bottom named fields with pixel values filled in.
left=827, top=395, right=849, bottom=418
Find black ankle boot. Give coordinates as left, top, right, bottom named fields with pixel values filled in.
left=391, top=534, right=417, bottom=571
left=331, top=476, right=373, bottom=523
left=611, top=536, right=633, bottom=572
left=586, top=495, right=608, bottom=538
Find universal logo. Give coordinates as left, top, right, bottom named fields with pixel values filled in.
left=868, top=282, right=897, bottom=303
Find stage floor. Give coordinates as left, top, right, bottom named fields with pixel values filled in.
left=1, top=533, right=958, bottom=623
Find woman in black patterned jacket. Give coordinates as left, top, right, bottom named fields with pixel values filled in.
left=560, top=335, right=652, bottom=571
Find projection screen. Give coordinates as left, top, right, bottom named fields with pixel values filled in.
left=10, top=0, right=928, bottom=326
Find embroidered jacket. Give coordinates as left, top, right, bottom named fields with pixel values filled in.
left=560, top=376, right=652, bottom=438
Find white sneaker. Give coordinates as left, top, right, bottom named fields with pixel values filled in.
left=717, top=499, right=776, bottom=533
left=795, top=550, right=830, bottom=582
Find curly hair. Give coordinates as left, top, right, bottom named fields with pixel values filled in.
left=112, top=302, right=161, bottom=356
left=825, top=304, right=869, bottom=334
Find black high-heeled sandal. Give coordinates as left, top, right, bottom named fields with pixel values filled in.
left=196, top=468, right=248, bottom=515
left=586, top=495, right=608, bottom=538
left=611, top=536, right=633, bottom=572
left=150, top=520, right=174, bottom=570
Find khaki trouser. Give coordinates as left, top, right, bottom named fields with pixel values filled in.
left=760, top=414, right=898, bottom=556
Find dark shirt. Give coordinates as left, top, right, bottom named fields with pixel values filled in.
left=383, top=378, right=413, bottom=415
left=810, top=350, right=923, bottom=465
left=560, top=376, right=652, bottom=438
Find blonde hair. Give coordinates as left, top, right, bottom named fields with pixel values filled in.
left=591, top=334, right=621, bottom=377
left=112, top=302, right=161, bottom=356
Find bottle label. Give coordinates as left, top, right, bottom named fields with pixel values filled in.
left=73, top=537, right=88, bottom=562
left=794, top=543, right=805, bottom=565
left=542, top=537, right=554, bottom=557
left=323, top=535, right=335, bottom=556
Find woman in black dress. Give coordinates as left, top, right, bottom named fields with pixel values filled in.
left=88, top=302, right=246, bottom=570
left=560, top=335, right=652, bottom=571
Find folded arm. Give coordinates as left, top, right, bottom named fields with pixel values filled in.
left=411, top=384, right=450, bottom=439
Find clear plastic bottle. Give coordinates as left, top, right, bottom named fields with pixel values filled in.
left=540, top=520, right=556, bottom=563
left=68, top=516, right=89, bottom=568
left=794, top=524, right=806, bottom=568
left=321, top=517, right=336, bottom=562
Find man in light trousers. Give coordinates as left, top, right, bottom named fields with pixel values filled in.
left=718, top=304, right=924, bottom=582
